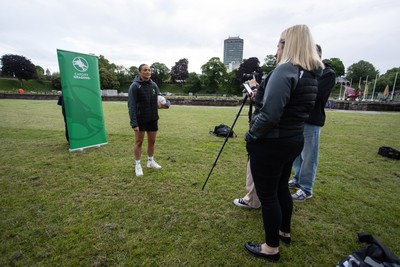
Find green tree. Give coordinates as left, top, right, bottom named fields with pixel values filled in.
left=51, top=72, right=61, bottom=90
left=183, top=72, right=202, bottom=94
left=128, top=66, right=139, bottom=79
left=346, top=60, right=378, bottom=85
left=98, top=55, right=120, bottom=89
left=327, top=58, right=345, bottom=77
left=375, top=67, right=400, bottom=92
left=170, top=58, right=189, bottom=84
left=99, top=68, right=120, bottom=89
left=261, top=54, right=277, bottom=74
left=45, top=68, right=51, bottom=80
left=200, top=57, right=228, bottom=93
left=0, top=54, right=38, bottom=86
left=115, top=65, right=131, bottom=88
left=150, top=62, right=170, bottom=85
left=226, top=69, right=242, bottom=95
left=98, top=55, right=117, bottom=72
left=35, top=65, right=45, bottom=80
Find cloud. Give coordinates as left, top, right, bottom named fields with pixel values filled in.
left=0, top=0, right=399, bottom=75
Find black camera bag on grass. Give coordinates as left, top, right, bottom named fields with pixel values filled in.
left=336, top=232, right=400, bottom=267
left=378, top=146, right=400, bottom=160
left=210, top=124, right=236, bottom=138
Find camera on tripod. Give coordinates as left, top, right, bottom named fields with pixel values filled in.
left=242, top=71, right=258, bottom=96
left=242, top=71, right=258, bottom=81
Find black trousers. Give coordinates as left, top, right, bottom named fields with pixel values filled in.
left=246, top=134, right=303, bottom=247
left=62, top=105, right=69, bottom=143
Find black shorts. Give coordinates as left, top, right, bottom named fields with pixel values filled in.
left=138, top=120, right=158, bottom=132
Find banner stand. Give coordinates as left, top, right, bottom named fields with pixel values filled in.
left=57, top=49, right=108, bottom=152
left=69, top=142, right=108, bottom=153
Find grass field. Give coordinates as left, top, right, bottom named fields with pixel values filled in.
left=0, top=99, right=399, bottom=266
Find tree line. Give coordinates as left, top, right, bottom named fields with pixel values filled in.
left=1, top=53, right=398, bottom=95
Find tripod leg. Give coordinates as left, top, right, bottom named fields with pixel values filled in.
left=202, top=94, right=249, bottom=190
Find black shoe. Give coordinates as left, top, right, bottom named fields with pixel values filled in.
left=244, top=242, right=280, bottom=262
left=279, top=235, right=291, bottom=245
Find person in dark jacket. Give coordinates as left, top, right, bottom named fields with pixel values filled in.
left=290, top=45, right=336, bottom=201
left=57, top=93, right=69, bottom=143
left=128, top=64, right=163, bottom=177
left=233, top=74, right=268, bottom=209
left=243, top=24, right=323, bottom=262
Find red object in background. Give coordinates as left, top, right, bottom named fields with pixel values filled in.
left=344, top=87, right=361, bottom=101
left=18, top=88, right=24, bottom=94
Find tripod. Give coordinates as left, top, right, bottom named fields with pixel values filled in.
left=202, top=93, right=250, bottom=190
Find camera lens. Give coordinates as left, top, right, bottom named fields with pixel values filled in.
left=243, top=72, right=257, bottom=81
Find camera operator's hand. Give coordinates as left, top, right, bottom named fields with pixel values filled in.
left=244, top=131, right=255, bottom=142
left=246, top=76, right=259, bottom=99
left=247, top=76, right=258, bottom=88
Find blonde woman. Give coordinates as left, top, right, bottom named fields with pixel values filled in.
left=244, top=24, right=324, bottom=262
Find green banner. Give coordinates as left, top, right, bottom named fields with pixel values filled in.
left=57, top=49, right=107, bottom=152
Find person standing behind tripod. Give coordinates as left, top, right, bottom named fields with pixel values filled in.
left=289, top=44, right=336, bottom=201
left=233, top=73, right=269, bottom=209
left=233, top=60, right=265, bottom=209
left=243, top=24, right=323, bottom=262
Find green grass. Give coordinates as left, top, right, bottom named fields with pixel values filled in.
left=0, top=100, right=399, bottom=266
left=0, top=78, right=53, bottom=93
left=0, top=78, right=21, bottom=91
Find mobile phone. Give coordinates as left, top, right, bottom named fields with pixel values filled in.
left=243, top=83, right=253, bottom=97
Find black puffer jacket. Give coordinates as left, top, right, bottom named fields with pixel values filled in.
left=306, top=60, right=336, bottom=126
left=246, top=62, right=322, bottom=140
left=128, top=76, right=160, bottom=128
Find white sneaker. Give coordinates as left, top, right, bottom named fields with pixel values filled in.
left=147, top=160, right=162, bottom=169
left=135, top=164, right=143, bottom=176
left=233, top=198, right=252, bottom=209
left=292, top=189, right=312, bottom=201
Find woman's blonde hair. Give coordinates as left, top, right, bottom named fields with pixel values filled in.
left=278, top=24, right=324, bottom=71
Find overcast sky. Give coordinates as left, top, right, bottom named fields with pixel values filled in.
left=1, top=0, right=399, bottom=76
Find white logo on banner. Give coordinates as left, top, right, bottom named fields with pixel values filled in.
left=72, top=57, right=91, bottom=80
left=72, top=57, right=89, bottom=72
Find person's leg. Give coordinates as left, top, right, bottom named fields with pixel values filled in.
left=134, top=131, right=146, bottom=160
left=242, top=160, right=261, bottom=208
left=296, top=124, right=321, bottom=195
left=248, top=141, right=283, bottom=249
left=278, top=160, right=295, bottom=235
left=278, top=136, right=303, bottom=236
left=247, top=135, right=303, bottom=249
left=62, top=105, right=69, bottom=142
left=134, top=130, right=146, bottom=176
left=146, top=130, right=162, bottom=169
left=291, top=154, right=302, bottom=184
left=146, top=131, right=157, bottom=157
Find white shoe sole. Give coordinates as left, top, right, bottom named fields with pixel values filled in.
left=233, top=199, right=252, bottom=209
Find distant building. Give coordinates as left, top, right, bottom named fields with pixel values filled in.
left=223, top=36, right=243, bottom=71
left=101, top=89, right=118, bottom=96
left=336, top=77, right=350, bottom=85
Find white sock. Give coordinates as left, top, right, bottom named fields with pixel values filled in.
left=135, top=160, right=141, bottom=166
left=148, top=156, right=154, bottom=162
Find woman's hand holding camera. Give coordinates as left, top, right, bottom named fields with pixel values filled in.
left=246, top=76, right=259, bottom=99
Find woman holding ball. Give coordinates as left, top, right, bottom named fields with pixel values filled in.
left=128, top=64, right=165, bottom=177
